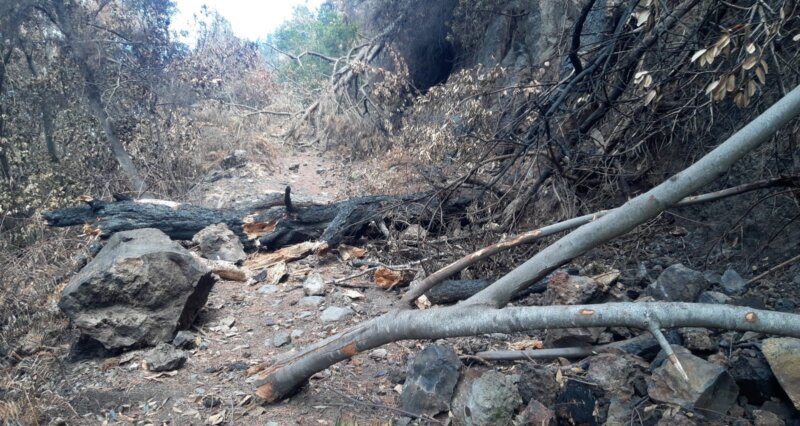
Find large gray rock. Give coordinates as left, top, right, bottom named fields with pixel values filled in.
left=647, top=346, right=738, bottom=413
left=192, top=223, right=246, bottom=264
left=647, top=264, right=708, bottom=302
left=400, top=344, right=462, bottom=416
left=59, top=229, right=215, bottom=350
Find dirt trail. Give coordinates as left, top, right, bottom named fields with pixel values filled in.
left=61, top=147, right=412, bottom=425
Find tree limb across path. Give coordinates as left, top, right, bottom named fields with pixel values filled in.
left=255, top=85, right=800, bottom=402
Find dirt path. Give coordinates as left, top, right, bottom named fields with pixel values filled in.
left=60, top=147, right=413, bottom=425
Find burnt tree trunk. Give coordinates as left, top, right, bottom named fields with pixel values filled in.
left=42, top=189, right=473, bottom=251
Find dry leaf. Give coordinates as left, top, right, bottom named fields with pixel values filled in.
left=374, top=267, right=415, bottom=289
left=509, top=339, right=544, bottom=350
left=725, top=74, right=736, bottom=92
left=690, top=48, right=707, bottom=63
left=555, top=368, right=565, bottom=386
left=742, top=55, right=758, bottom=70
left=746, top=42, right=756, bottom=54
left=747, top=80, right=757, bottom=97
left=338, top=244, right=367, bottom=261
left=705, top=80, right=720, bottom=95
left=207, top=410, right=226, bottom=425
left=793, top=33, right=800, bottom=42
left=644, top=89, right=657, bottom=106
left=755, top=66, right=766, bottom=85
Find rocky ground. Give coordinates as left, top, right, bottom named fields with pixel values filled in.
left=13, top=144, right=800, bottom=426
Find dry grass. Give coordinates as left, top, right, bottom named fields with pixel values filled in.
left=0, top=223, right=89, bottom=424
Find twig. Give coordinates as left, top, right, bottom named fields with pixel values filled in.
left=323, top=385, right=443, bottom=423
left=747, top=253, right=800, bottom=284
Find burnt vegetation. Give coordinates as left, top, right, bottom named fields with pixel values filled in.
left=3, top=0, right=800, bottom=423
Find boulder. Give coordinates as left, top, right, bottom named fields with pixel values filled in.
left=517, top=399, right=555, bottom=426
left=192, top=223, right=246, bottom=264
left=59, top=229, right=215, bottom=351
left=399, top=344, right=462, bottom=416
left=220, top=149, right=247, bottom=169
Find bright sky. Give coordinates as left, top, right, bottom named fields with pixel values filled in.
left=172, top=0, right=325, bottom=41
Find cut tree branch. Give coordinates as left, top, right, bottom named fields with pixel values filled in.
left=255, top=302, right=800, bottom=402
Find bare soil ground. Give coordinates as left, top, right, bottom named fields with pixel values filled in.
left=53, top=146, right=419, bottom=425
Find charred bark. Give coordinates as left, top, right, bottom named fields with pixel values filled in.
left=42, top=189, right=473, bottom=251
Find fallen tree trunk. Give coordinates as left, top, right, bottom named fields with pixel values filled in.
left=256, top=84, right=800, bottom=402
left=254, top=302, right=800, bottom=402
left=42, top=189, right=473, bottom=251
left=402, top=175, right=799, bottom=305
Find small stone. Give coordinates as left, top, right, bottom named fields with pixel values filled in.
left=647, top=346, right=738, bottom=413
left=369, top=348, right=388, bottom=360
left=704, top=271, right=722, bottom=285
left=697, top=291, right=731, bottom=304
left=172, top=330, right=197, bottom=349
left=647, top=264, right=707, bottom=302
left=761, top=337, right=800, bottom=410
left=264, top=317, right=277, bottom=326
left=290, top=329, right=304, bottom=339
left=144, top=343, right=187, bottom=372
left=226, top=361, right=248, bottom=371
left=679, top=327, right=715, bottom=352
left=303, top=273, right=327, bottom=296
left=257, top=284, right=278, bottom=294
left=320, top=306, right=354, bottom=323
left=754, top=409, right=785, bottom=426
left=298, top=296, right=325, bottom=307
left=452, top=370, right=521, bottom=425
left=272, top=331, right=291, bottom=347
left=400, top=345, right=462, bottom=416
left=296, top=311, right=313, bottom=319
left=543, top=271, right=599, bottom=305
left=517, top=399, right=555, bottom=425
left=399, top=224, right=427, bottom=241
left=192, top=223, right=246, bottom=263
left=202, top=395, right=222, bottom=408
left=220, top=149, right=247, bottom=169
left=720, top=268, right=748, bottom=294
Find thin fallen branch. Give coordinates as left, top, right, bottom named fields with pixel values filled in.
left=747, top=253, right=800, bottom=284
left=401, top=175, right=799, bottom=305
left=474, top=332, right=661, bottom=361
left=255, top=302, right=800, bottom=402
